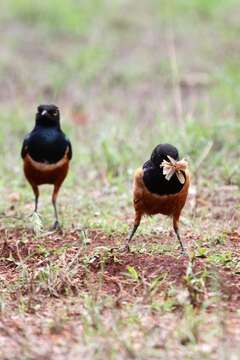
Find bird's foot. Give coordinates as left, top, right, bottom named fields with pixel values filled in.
left=29, top=211, right=41, bottom=218
left=121, top=243, right=131, bottom=253
left=180, top=247, right=188, bottom=257
left=50, top=221, right=62, bottom=232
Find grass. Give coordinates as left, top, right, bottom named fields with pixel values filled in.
left=0, top=0, right=240, bottom=359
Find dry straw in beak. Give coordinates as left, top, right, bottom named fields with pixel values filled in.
left=160, top=155, right=188, bottom=184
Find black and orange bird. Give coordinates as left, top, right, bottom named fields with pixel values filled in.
left=21, top=104, right=72, bottom=229
left=125, top=143, right=190, bottom=252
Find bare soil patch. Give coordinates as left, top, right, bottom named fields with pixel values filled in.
left=1, top=228, right=239, bottom=311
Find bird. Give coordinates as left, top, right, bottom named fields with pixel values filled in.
left=21, top=104, right=72, bottom=230
left=125, top=143, right=190, bottom=252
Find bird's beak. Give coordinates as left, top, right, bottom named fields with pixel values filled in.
left=41, top=110, right=47, bottom=116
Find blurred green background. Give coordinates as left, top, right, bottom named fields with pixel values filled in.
left=1, top=2, right=240, bottom=359
left=0, top=0, right=239, bottom=230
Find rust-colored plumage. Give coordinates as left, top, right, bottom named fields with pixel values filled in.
left=126, top=144, right=190, bottom=252
left=23, top=152, right=70, bottom=219
left=24, top=153, right=70, bottom=186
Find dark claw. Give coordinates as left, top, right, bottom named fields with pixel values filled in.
left=29, top=211, right=41, bottom=218
left=50, top=221, right=61, bottom=231
left=122, top=243, right=131, bottom=253
left=180, top=247, right=188, bottom=257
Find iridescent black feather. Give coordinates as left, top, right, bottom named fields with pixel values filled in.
left=21, top=104, right=72, bottom=163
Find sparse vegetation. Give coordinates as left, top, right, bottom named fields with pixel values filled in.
left=0, top=0, right=240, bottom=359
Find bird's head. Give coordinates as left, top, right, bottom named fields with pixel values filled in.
left=36, top=104, right=60, bottom=127
left=150, top=143, right=180, bottom=166
left=151, top=143, right=188, bottom=184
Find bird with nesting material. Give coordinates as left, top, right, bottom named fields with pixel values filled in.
left=21, top=104, right=72, bottom=230
left=125, top=143, right=190, bottom=253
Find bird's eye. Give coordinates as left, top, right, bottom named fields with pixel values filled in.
left=53, top=111, right=58, bottom=116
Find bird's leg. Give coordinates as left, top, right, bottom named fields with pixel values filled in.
left=173, top=216, right=185, bottom=254
left=51, top=185, right=61, bottom=230
left=31, top=185, right=39, bottom=214
left=124, top=212, right=142, bottom=252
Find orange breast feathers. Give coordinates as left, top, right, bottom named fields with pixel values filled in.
left=133, top=167, right=190, bottom=218
left=23, top=150, right=70, bottom=187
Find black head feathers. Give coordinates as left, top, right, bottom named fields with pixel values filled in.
left=36, top=104, right=60, bottom=128
left=143, top=143, right=184, bottom=196
left=150, top=143, right=179, bottom=166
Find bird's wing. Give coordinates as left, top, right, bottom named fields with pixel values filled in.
left=65, top=137, right=72, bottom=160
left=21, top=134, right=30, bottom=159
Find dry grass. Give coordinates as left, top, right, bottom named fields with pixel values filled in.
left=0, top=0, right=240, bottom=359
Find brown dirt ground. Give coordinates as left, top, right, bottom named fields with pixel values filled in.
left=1, top=228, right=239, bottom=311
